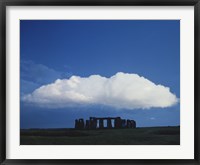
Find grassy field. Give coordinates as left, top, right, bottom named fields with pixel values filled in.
left=20, top=126, right=180, bottom=145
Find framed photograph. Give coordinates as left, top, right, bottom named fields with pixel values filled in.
left=0, top=0, right=199, bottom=164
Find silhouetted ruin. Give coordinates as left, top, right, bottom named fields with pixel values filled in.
left=75, top=117, right=136, bottom=129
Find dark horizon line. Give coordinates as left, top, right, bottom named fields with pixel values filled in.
left=20, top=125, right=180, bottom=130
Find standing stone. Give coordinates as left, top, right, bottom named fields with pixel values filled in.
left=131, top=120, right=136, bottom=128
left=93, top=118, right=97, bottom=129
left=127, top=120, right=131, bottom=128
left=79, top=118, right=84, bottom=129
left=107, top=118, right=112, bottom=128
left=89, top=117, right=97, bottom=129
left=85, top=120, right=90, bottom=129
left=114, top=117, right=122, bottom=128
left=122, top=119, right=126, bottom=128
left=75, top=119, right=79, bottom=129
left=99, top=119, right=104, bottom=129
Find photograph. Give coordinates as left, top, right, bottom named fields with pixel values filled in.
left=1, top=0, right=200, bottom=164
left=20, top=20, right=180, bottom=145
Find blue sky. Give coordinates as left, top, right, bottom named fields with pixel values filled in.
left=20, top=20, right=180, bottom=129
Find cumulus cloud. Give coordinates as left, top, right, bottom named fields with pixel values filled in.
left=22, top=72, right=178, bottom=109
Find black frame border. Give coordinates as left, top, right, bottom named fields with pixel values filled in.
left=0, top=0, right=200, bottom=164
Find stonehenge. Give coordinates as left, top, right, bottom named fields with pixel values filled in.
left=74, top=117, right=136, bottom=129
left=75, top=118, right=84, bottom=129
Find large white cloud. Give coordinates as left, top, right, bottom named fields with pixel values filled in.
left=22, top=72, right=178, bottom=109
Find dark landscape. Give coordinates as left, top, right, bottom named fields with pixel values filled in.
left=20, top=126, right=180, bottom=145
